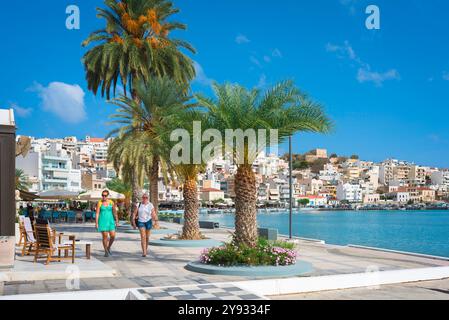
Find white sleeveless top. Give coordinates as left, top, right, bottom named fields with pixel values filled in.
left=138, top=202, right=154, bottom=223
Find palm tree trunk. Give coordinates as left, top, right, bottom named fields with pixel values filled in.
left=234, top=165, right=258, bottom=247
left=181, top=178, right=201, bottom=240
left=150, top=155, right=160, bottom=229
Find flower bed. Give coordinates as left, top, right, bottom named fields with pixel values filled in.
left=199, top=239, right=298, bottom=267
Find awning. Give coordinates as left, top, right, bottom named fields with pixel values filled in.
left=18, top=190, right=38, bottom=201
left=78, top=189, right=125, bottom=201
left=37, top=190, right=80, bottom=200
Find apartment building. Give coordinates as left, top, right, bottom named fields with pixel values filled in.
left=336, top=182, right=363, bottom=203
left=16, top=142, right=82, bottom=192
left=431, top=171, right=449, bottom=187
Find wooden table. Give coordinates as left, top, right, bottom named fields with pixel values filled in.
left=63, top=241, right=92, bottom=259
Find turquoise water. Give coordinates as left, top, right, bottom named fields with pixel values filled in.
left=198, top=210, right=449, bottom=258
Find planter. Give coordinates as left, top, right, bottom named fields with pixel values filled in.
left=185, top=260, right=313, bottom=277
left=123, top=229, right=177, bottom=235
left=150, top=238, right=223, bottom=248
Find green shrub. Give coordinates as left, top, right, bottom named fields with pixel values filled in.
left=200, top=238, right=298, bottom=267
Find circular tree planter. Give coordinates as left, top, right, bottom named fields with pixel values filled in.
left=150, top=238, right=224, bottom=248
left=123, top=229, right=178, bottom=235
left=185, top=261, right=313, bottom=277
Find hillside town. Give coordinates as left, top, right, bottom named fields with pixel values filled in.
left=15, top=136, right=449, bottom=210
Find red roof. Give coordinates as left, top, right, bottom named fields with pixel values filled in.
left=89, top=138, right=105, bottom=143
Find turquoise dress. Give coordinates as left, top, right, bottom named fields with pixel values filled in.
left=98, top=200, right=116, bottom=232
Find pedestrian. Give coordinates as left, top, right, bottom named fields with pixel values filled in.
left=132, top=193, right=158, bottom=257
left=96, top=190, right=119, bottom=257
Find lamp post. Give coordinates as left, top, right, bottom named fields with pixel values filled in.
left=289, top=135, right=293, bottom=239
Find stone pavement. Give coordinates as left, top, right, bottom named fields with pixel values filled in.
left=270, top=278, right=449, bottom=300
left=134, top=283, right=267, bottom=300
left=2, top=221, right=449, bottom=298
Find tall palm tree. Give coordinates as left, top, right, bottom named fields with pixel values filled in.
left=15, top=169, right=31, bottom=191
left=155, top=109, right=209, bottom=240
left=82, top=0, right=196, bottom=100
left=83, top=0, right=196, bottom=216
left=196, top=81, right=333, bottom=247
left=108, top=133, right=150, bottom=215
left=108, top=76, right=192, bottom=221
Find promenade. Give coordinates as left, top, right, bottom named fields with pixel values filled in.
left=1, top=221, right=449, bottom=300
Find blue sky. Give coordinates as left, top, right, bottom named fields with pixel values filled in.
left=1, top=0, right=449, bottom=167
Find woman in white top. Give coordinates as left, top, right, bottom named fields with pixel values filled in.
left=132, top=193, right=157, bottom=257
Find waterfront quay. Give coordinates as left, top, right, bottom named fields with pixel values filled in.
left=2, top=221, right=449, bottom=300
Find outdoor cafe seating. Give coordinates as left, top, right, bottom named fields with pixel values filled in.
left=38, top=210, right=94, bottom=223
left=18, top=216, right=77, bottom=264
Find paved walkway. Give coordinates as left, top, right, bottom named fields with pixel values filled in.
left=2, top=221, right=449, bottom=298
left=271, top=278, right=449, bottom=300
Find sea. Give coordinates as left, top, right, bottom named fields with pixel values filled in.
left=198, top=210, right=449, bottom=258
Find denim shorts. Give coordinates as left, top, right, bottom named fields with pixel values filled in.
left=137, top=220, right=153, bottom=230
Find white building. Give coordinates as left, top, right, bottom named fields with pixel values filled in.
left=16, top=142, right=82, bottom=192
left=336, top=182, right=363, bottom=203
left=319, top=164, right=342, bottom=182
left=431, top=171, right=449, bottom=187
left=298, top=196, right=327, bottom=207
left=396, top=192, right=411, bottom=203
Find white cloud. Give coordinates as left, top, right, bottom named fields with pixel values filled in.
left=443, top=71, right=449, bottom=81
left=326, top=41, right=362, bottom=65
left=30, top=82, right=87, bottom=123
left=193, top=61, right=213, bottom=86
left=235, top=34, right=250, bottom=44
left=357, top=68, right=400, bottom=86
left=327, top=41, right=400, bottom=86
left=10, top=103, right=32, bottom=117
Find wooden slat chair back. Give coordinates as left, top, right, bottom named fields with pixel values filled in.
left=34, top=224, right=76, bottom=265
left=21, top=217, right=37, bottom=256
left=17, top=216, right=26, bottom=246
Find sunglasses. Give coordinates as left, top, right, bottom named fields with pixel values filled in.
left=102, top=194, right=108, bottom=197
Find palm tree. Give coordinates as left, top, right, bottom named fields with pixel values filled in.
left=155, top=109, right=209, bottom=240
left=108, top=133, right=150, bottom=215
left=15, top=169, right=31, bottom=191
left=83, top=0, right=196, bottom=217
left=108, top=76, right=192, bottom=222
left=82, top=0, right=196, bottom=100
left=196, top=81, right=333, bottom=247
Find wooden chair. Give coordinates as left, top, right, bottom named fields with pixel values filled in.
left=17, top=217, right=25, bottom=246
left=21, top=217, right=37, bottom=256
left=34, top=224, right=76, bottom=265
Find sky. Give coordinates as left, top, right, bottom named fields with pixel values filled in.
left=1, top=0, right=449, bottom=167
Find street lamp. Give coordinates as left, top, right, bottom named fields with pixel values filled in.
left=289, top=135, right=293, bottom=239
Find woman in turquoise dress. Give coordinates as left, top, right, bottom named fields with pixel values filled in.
left=95, top=190, right=119, bottom=257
